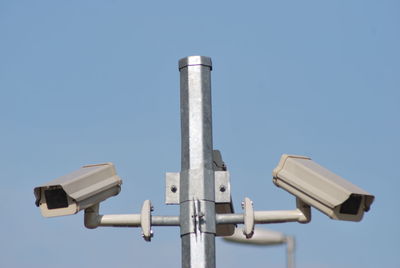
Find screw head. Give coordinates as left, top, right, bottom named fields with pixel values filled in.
left=170, top=185, right=177, bottom=193
left=219, top=185, right=226, bottom=192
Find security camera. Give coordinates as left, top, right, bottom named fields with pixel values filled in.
left=272, top=154, right=374, bottom=222
left=34, top=163, right=122, bottom=218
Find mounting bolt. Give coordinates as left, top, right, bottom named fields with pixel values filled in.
left=219, top=185, right=226, bottom=192
left=171, top=185, right=178, bottom=193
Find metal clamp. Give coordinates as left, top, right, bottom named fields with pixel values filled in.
left=242, top=197, right=254, bottom=239
left=141, top=200, right=153, bottom=241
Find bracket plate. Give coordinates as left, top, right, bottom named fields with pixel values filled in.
left=165, top=171, right=231, bottom=204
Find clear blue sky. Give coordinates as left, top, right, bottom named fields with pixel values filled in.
left=1, top=1, right=399, bottom=267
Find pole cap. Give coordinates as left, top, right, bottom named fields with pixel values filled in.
left=178, top=56, right=212, bottom=70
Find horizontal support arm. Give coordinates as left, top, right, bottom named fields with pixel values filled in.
left=215, top=209, right=309, bottom=225
left=97, top=214, right=180, bottom=227
left=97, top=214, right=140, bottom=227
left=84, top=198, right=310, bottom=231
left=84, top=203, right=180, bottom=229
left=254, top=209, right=308, bottom=224
left=86, top=210, right=309, bottom=229
left=87, top=210, right=307, bottom=228
left=215, top=198, right=310, bottom=225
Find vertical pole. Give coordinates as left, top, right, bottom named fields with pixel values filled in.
left=179, top=56, right=216, bottom=268
left=286, top=236, right=295, bottom=268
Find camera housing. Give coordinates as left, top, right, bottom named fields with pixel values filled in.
left=272, top=154, right=374, bottom=222
left=34, top=163, right=122, bottom=218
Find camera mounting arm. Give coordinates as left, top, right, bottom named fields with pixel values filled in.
left=83, top=196, right=311, bottom=241
left=84, top=201, right=179, bottom=241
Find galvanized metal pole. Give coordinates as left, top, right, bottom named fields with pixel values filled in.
left=179, top=56, right=216, bottom=268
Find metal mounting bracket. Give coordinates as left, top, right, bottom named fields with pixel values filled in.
left=165, top=171, right=231, bottom=205
left=141, top=200, right=153, bottom=241
left=242, top=197, right=255, bottom=239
